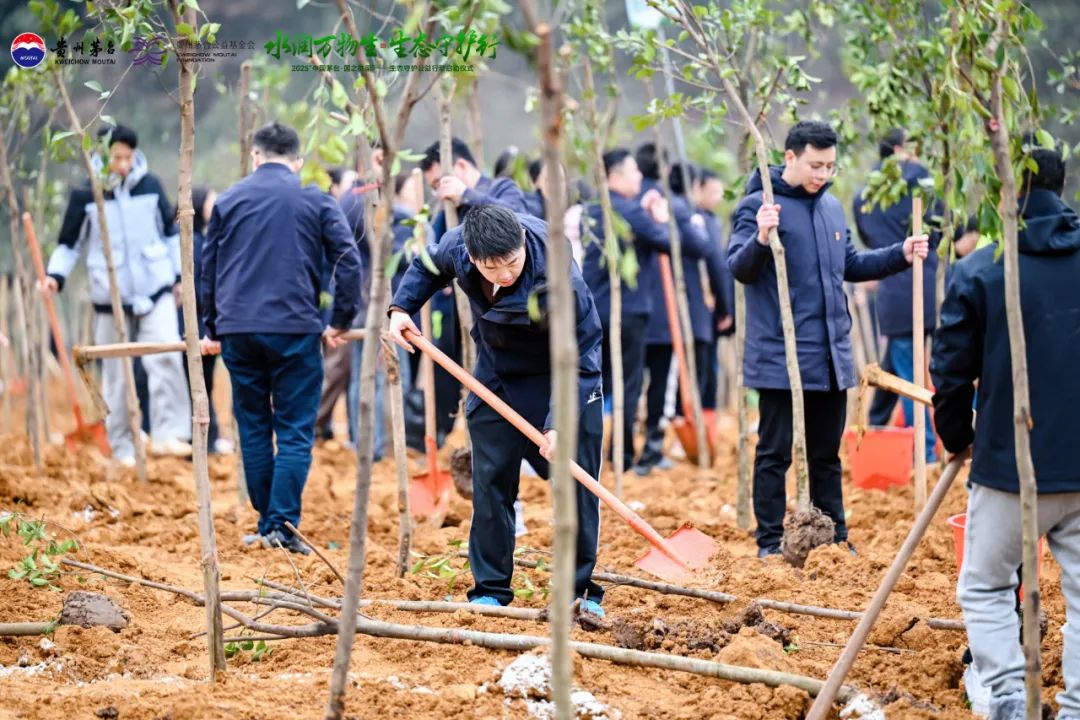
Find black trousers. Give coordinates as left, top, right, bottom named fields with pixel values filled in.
left=466, top=391, right=604, bottom=606
left=753, top=385, right=848, bottom=550
left=600, top=315, right=648, bottom=469
left=643, top=340, right=714, bottom=433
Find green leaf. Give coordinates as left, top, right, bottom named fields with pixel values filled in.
left=184, top=0, right=201, bottom=12
left=84, top=80, right=103, bottom=93
left=1036, top=129, right=1055, bottom=149
left=330, top=80, right=348, bottom=111
left=176, top=22, right=195, bottom=38
left=50, top=131, right=75, bottom=147
left=30, top=577, right=48, bottom=587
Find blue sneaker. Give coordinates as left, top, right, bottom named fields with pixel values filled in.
left=579, top=599, right=605, bottom=618
left=469, top=596, right=502, bottom=607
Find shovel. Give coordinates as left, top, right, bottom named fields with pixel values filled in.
left=409, top=303, right=453, bottom=518
left=657, top=254, right=717, bottom=465
left=23, top=212, right=111, bottom=456
left=404, top=328, right=719, bottom=583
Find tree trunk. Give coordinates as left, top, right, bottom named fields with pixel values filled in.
left=52, top=69, right=147, bottom=481
left=987, top=46, right=1041, bottom=720
left=239, top=61, right=253, bottom=179
left=535, top=23, right=576, bottom=720
left=466, top=78, right=485, bottom=172
left=384, top=341, right=412, bottom=578
left=655, top=31, right=709, bottom=473
left=0, top=275, right=10, bottom=433
left=175, top=7, right=226, bottom=678
left=582, top=57, right=625, bottom=496
left=0, top=123, right=42, bottom=468
left=911, top=197, right=927, bottom=510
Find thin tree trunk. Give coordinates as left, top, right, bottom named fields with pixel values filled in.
left=581, top=57, right=625, bottom=496
left=0, top=124, right=42, bottom=468
left=175, top=6, right=226, bottom=677
left=987, top=42, right=1041, bottom=720
left=384, top=341, right=412, bottom=578
left=855, top=287, right=879, bottom=366
left=534, top=20, right=576, bottom=720
left=239, top=61, right=253, bottom=179
left=0, top=275, right=10, bottom=433
left=675, top=21, right=809, bottom=508
left=37, top=302, right=50, bottom=441
left=52, top=69, right=147, bottom=481
left=655, top=31, right=709, bottom=473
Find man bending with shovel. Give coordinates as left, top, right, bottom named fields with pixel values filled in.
left=388, top=204, right=607, bottom=616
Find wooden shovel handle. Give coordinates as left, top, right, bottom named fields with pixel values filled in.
left=657, top=254, right=695, bottom=417
left=863, top=363, right=933, bottom=407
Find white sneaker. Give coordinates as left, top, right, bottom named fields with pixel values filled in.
left=149, top=438, right=194, bottom=458
left=213, top=438, right=235, bottom=455
left=116, top=456, right=136, bottom=468
left=520, top=459, right=540, bottom=478
left=963, top=662, right=990, bottom=717
left=514, top=499, right=528, bottom=537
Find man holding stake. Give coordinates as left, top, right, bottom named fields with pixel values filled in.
left=200, top=122, right=361, bottom=554
left=388, top=205, right=606, bottom=615
left=728, top=121, right=929, bottom=558
left=931, top=139, right=1080, bottom=720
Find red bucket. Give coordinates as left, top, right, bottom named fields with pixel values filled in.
left=947, top=512, right=1043, bottom=600
left=844, top=427, right=915, bottom=491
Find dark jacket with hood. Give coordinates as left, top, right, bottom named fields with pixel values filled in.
left=728, top=166, right=910, bottom=391
left=930, top=190, right=1080, bottom=494
left=390, top=212, right=603, bottom=432
left=853, top=160, right=939, bottom=337
left=430, top=174, right=527, bottom=241
left=581, top=189, right=708, bottom=326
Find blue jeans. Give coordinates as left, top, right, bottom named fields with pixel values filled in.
left=221, top=333, right=323, bottom=536
left=869, top=336, right=937, bottom=461
left=346, top=340, right=411, bottom=459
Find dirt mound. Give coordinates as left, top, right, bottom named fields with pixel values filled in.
left=450, top=446, right=473, bottom=499
left=781, top=507, right=835, bottom=568
left=717, top=627, right=794, bottom=672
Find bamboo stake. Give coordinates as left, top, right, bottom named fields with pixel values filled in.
left=805, top=454, right=966, bottom=719
left=52, top=69, right=147, bottom=481
left=734, top=288, right=752, bottom=531
left=912, top=196, right=927, bottom=511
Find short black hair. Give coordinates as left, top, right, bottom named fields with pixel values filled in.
left=953, top=215, right=979, bottom=243
left=602, top=148, right=632, bottom=177
left=528, top=158, right=543, bottom=184
left=634, top=142, right=660, bottom=181
left=669, top=163, right=699, bottom=196
left=492, top=146, right=519, bottom=178
left=393, top=172, right=411, bottom=196
left=1021, top=132, right=1066, bottom=196
left=253, top=121, right=300, bottom=159
left=462, top=204, right=524, bottom=261
left=571, top=178, right=594, bottom=205
left=785, top=120, right=838, bottom=156
left=699, top=168, right=721, bottom=183
left=879, top=128, right=907, bottom=160
left=420, top=136, right=476, bottom=172
left=97, top=123, right=138, bottom=149
left=327, top=167, right=346, bottom=186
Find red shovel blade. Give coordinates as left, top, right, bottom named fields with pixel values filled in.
left=634, top=524, right=719, bottom=583
left=671, top=409, right=720, bottom=466
left=64, top=422, right=112, bottom=458
left=409, top=470, right=453, bottom=517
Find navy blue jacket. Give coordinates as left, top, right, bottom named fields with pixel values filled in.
left=930, top=190, right=1080, bottom=494
left=201, top=163, right=362, bottom=338
left=431, top=175, right=527, bottom=240
left=728, top=166, right=910, bottom=391
left=581, top=190, right=708, bottom=326
left=853, top=161, right=939, bottom=337
left=339, top=184, right=414, bottom=325
left=523, top=190, right=546, bottom=220
left=643, top=184, right=727, bottom=344
left=391, top=212, right=603, bottom=432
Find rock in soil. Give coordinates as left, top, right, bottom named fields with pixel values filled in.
left=59, top=592, right=129, bottom=632
left=781, top=507, right=835, bottom=568
left=450, top=446, right=473, bottom=499
left=723, top=602, right=794, bottom=648
left=611, top=617, right=729, bottom=654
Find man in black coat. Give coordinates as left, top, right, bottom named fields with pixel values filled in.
left=930, top=139, right=1080, bottom=720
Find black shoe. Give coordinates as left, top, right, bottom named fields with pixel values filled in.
left=262, top=529, right=311, bottom=556
left=757, top=545, right=781, bottom=559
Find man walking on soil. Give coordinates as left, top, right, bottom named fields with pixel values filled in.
left=200, top=122, right=361, bottom=554
left=728, top=120, right=929, bottom=558
left=931, top=138, right=1080, bottom=720
left=41, top=124, right=192, bottom=465
left=388, top=205, right=607, bottom=616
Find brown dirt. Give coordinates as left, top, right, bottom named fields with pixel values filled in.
left=449, top=446, right=473, bottom=499
left=781, top=506, right=836, bottom=568
left=0, top=383, right=1070, bottom=719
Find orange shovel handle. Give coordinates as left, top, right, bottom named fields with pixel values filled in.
left=657, top=254, right=695, bottom=418
left=404, top=328, right=693, bottom=571
left=22, top=212, right=85, bottom=427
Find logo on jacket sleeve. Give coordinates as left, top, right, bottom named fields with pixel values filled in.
left=11, top=33, right=46, bottom=69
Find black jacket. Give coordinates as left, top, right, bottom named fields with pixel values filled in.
left=390, top=212, right=603, bottom=431
left=930, top=189, right=1080, bottom=494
